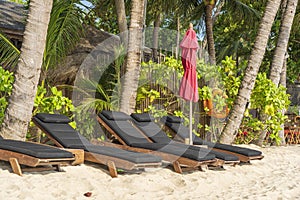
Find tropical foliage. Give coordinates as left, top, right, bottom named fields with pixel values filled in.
left=239, top=73, right=290, bottom=144
left=0, top=0, right=298, bottom=145
left=0, top=66, right=14, bottom=123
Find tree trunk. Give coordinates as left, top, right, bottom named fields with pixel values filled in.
left=176, top=17, right=180, bottom=59
left=220, top=0, right=282, bottom=144
left=267, top=0, right=297, bottom=146
left=278, top=58, right=288, bottom=145
left=0, top=0, right=53, bottom=140
left=114, top=0, right=128, bottom=44
left=269, top=0, right=298, bottom=86
left=205, top=3, right=216, bottom=65
left=152, top=14, right=161, bottom=62
left=119, top=0, right=145, bottom=114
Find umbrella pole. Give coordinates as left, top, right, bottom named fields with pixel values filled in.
left=189, top=101, right=193, bottom=145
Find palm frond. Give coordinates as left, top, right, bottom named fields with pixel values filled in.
left=44, top=0, right=83, bottom=70
left=75, top=97, right=111, bottom=113
left=0, top=32, right=20, bottom=70
left=291, top=12, right=300, bottom=34
left=225, top=0, right=261, bottom=25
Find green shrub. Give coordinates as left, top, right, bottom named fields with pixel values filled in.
left=0, top=66, right=14, bottom=123
left=239, top=73, right=290, bottom=144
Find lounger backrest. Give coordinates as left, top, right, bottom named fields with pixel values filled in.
left=99, top=111, right=151, bottom=146
left=0, top=139, right=74, bottom=158
left=162, top=116, right=204, bottom=145
left=130, top=113, right=172, bottom=144
left=33, top=113, right=91, bottom=150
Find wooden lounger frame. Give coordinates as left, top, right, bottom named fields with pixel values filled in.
left=163, top=125, right=264, bottom=163
left=0, top=147, right=80, bottom=176
left=97, top=116, right=223, bottom=174
left=33, top=118, right=161, bottom=178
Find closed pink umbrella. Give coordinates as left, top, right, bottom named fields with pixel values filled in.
left=179, top=23, right=199, bottom=144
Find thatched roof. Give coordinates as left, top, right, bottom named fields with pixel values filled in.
left=0, top=1, right=27, bottom=40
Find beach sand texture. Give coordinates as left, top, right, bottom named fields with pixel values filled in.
left=0, top=144, right=299, bottom=200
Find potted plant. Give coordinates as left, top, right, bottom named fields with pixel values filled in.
left=200, top=86, right=229, bottom=118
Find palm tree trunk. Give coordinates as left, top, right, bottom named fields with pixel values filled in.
left=0, top=0, right=53, bottom=140
left=205, top=3, right=216, bottom=65
left=278, top=58, right=288, bottom=145
left=220, top=0, right=282, bottom=144
left=266, top=0, right=298, bottom=146
left=269, top=0, right=298, bottom=86
left=115, top=0, right=128, bottom=44
left=176, top=17, right=180, bottom=59
left=120, top=0, right=145, bottom=114
left=152, top=13, right=161, bottom=62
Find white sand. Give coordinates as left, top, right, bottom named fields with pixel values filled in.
left=0, top=144, right=299, bottom=200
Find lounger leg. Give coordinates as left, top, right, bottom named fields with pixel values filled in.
left=173, top=161, right=183, bottom=174
left=107, top=161, right=118, bottom=178
left=200, top=165, right=208, bottom=171
left=55, top=165, right=63, bottom=172
left=9, top=158, right=23, bottom=176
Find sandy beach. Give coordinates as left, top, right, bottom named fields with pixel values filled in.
left=0, top=144, right=299, bottom=200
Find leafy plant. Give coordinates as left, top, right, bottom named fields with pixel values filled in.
left=71, top=46, right=125, bottom=139
left=218, top=56, right=242, bottom=108
left=213, top=93, right=227, bottom=113
left=241, top=73, right=290, bottom=145
left=0, top=66, right=14, bottom=123
left=29, top=83, right=75, bottom=141
left=33, top=83, right=74, bottom=116
left=199, top=86, right=212, bottom=100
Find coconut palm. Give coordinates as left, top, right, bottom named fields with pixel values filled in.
left=266, top=0, right=298, bottom=146
left=119, top=0, right=145, bottom=114
left=0, top=0, right=53, bottom=140
left=183, top=0, right=261, bottom=65
left=220, top=0, right=282, bottom=144
left=0, top=34, right=20, bottom=69
left=0, top=0, right=83, bottom=75
left=114, top=0, right=128, bottom=43
left=270, top=0, right=298, bottom=86
left=204, top=0, right=217, bottom=65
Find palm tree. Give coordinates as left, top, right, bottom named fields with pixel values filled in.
left=119, top=0, right=145, bottom=114
left=266, top=0, right=298, bottom=146
left=0, top=0, right=53, bottom=140
left=114, top=0, right=128, bottom=44
left=0, top=0, right=83, bottom=77
left=270, top=0, right=298, bottom=86
left=185, top=0, right=261, bottom=65
left=220, top=0, right=282, bottom=144
left=204, top=0, right=217, bottom=65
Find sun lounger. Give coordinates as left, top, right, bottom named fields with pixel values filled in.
left=161, top=115, right=264, bottom=163
left=32, top=113, right=162, bottom=177
left=129, top=113, right=240, bottom=166
left=97, top=110, right=225, bottom=173
left=0, top=135, right=79, bottom=176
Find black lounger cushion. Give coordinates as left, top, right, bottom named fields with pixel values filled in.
left=33, top=115, right=92, bottom=150
left=0, top=140, right=73, bottom=158
left=164, top=116, right=262, bottom=157
left=100, top=111, right=217, bottom=162
left=101, top=110, right=131, bottom=121
left=99, top=113, right=151, bottom=146
left=73, top=144, right=161, bottom=163
left=130, top=142, right=216, bottom=161
left=34, top=114, right=162, bottom=163
left=36, top=113, right=71, bottom=123
left=130, top=113, right=154, bottom=122
left=133, top=113, right=239, bottom=162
